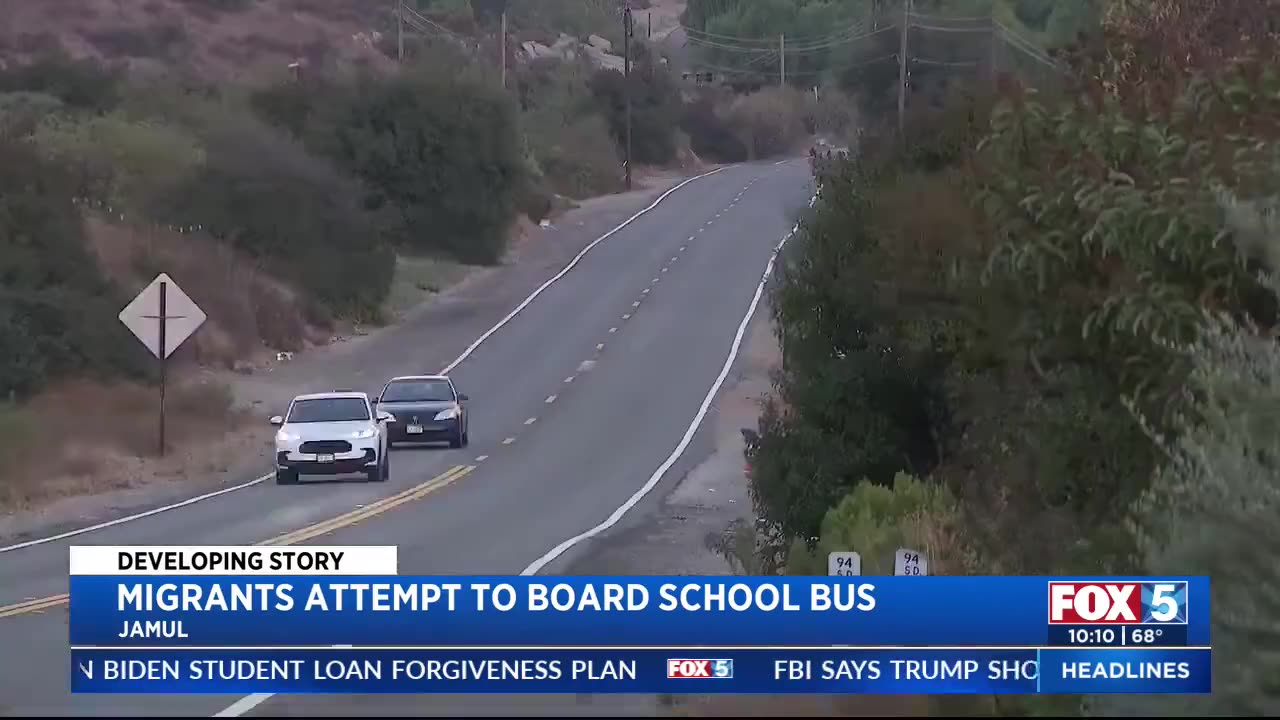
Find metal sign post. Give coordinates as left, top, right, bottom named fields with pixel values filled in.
left=119, top=273, right=207, bottom=456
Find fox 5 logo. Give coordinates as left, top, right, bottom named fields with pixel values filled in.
left=667, top=659, right=734, bottom=679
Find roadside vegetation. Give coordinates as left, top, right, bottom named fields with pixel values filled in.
left=0, top=0, right=833, bottom=510
left=732, top=0, right=1279, bottom=715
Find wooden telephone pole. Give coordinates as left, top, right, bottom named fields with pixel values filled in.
left=501, top=8, right=507, bottom=88
left=623, top=0, right=633, bottom=190
left=897, top=0, right=911, bottom=133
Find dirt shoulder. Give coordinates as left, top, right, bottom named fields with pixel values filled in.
left=0, top=170, right=703, bottom=543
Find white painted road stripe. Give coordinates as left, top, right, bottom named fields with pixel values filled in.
left=519, top=204, right=806, bottom=577
left=0, top=166, right=725, bottom=556
left=213, top=179, right=821, bottom=720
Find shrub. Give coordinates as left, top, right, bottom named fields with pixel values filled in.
left=680, top=96, right=747, bottom=163
left=31, top=112, right=204, bottom=213
left=533, top=114, right=623, bottom=199
left=149, top=114, right=394, bottom=321
left=586, top=46, right=682, bottom=166
left=1101, top=188, right=1280, bottom=716
left=255, top=65, right=524, bottom=265
left=722, top=86, right=807, bottom=160
left=0, top=52, right=124, bottom=113
left=0, top=138, right=145, bottom=400
left=783, top=472, right=968, bottom=576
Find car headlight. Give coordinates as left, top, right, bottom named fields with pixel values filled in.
left=352, top=428, right=377, bottom=439
left=434, top=406, right=459, bottom=421
left=275, top=430, right=300, bottom=445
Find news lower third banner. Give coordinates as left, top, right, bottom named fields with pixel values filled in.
left=67, top=546, right=1212, bottom=694
left=71, top=648, right=1212, bottom=695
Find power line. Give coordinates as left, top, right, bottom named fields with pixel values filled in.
left=685, top=24, right=894, bottom=55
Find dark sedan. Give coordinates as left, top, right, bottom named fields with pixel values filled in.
left=374, top=375, right=470, bottom=449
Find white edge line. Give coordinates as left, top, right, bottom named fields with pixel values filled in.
left=519, top=209, right=807, bottom=578
left=214, top=694, right=272, bottom=718
left=0, top=167, right=725, bottom=558
left=437, top=167, right=723, bottom=376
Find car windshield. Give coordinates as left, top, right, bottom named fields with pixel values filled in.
left=381, top=380, right=454, bottom=402
left=286, top=397, right=370, bottom=423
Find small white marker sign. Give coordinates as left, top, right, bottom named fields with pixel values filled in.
left=827, top=551, right=861, bottom=577
left=894, top=548, right=928, bottom=576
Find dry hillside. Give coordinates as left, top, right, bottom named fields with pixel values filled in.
left=0, top=0, right=394, bottom=81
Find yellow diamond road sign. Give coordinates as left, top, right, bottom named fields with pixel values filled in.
left=118, top=273, right=207, bottom=359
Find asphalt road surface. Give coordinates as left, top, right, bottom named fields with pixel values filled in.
left=0, top=158, right=814, bottom=716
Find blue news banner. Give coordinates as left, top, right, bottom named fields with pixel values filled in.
left=70, top=576, right=1211, bottom=695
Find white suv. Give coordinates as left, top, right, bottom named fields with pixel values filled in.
left=271, top=391, right=391, bottom=485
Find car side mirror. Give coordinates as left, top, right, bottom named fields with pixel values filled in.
left=373, top=394, right=382, bottom=404
left=457, top=393, right=469, bottom=402
left=270, top=415, right=284, bottom=426
left=376, top=410, right=393, bottom=422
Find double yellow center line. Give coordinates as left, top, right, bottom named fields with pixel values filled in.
left=0, top=464, right=475, bottom=619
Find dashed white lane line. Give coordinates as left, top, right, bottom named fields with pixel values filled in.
left=502, top=437, right=516, bottom=445
left=686, top=235, right=695, bottom=242
left=545, top=395, right=557, bottom=404
left=671, top=256, right=678, bottom=262
left=632, top=301, right=641, bottom=307
left=622, top=313, right=631, bottom=320
left=662, top=267, right=669, bottom=273
left=609, top=327, right=618, bottom=333
left=704, top=220, right=713, bottom=227
left=652, top=277, right=660, bottom=283
left=596, top=343, right=605, bottom=350
left=475, top=455, right=489, bottom=462
left=679, top=245, right=686, bottom=251
left=642, top=288, right=650, bottom=294
left=524, top=417, right=537, bottom=425
left=520, top=193, right=807, bottom=577
left=564, top=376, right=575, bottom=383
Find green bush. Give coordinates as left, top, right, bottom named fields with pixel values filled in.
left=586, top=46, right=682, bottom=166
left=784, top=472, right=966, bottom=576
left=255, top=65, right=524, bottom=265
left=680, top=96, right=747, bottom=163
left=31, top=112, right=204, bottom=213
left=1099, top=187, right=1280, bottom=716
left=0, top=53, right=124, bottom=113
left=722, top=86, right=807, bottom=160
left=0, top=138, right=145, bottom=399
left=149, top=114, right=394, bottom=321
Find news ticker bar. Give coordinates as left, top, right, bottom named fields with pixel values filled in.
left=71, top=647, right=1212, bottom=695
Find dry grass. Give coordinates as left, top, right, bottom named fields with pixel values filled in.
left=384, top=253, right=476, bottom=320
left=0, top=0, right=394, bottom=83
left=85, top=214, right=329, bottom=368
left=0, top=378, right=250, bottom=510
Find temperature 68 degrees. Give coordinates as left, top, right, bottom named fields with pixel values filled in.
left=1128, top=628, right=1164, bottom=644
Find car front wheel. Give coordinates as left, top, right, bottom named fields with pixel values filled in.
left=276, top=469, right=298, bottom=485
left=367, top=455, right=387, bottom=483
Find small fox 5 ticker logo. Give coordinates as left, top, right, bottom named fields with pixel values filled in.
left=667, top=659, right=734, bottom=679
left=1048, top=581, right=1189, bottom=624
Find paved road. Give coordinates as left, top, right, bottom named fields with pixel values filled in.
left=0, top=159, right=813, bottom=716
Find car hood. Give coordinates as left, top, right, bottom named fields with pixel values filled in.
left=377, top=401, right=456, bottom=422
left=279, top=420, right=376, bottom=441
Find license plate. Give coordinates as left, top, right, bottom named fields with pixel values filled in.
left=407, top=425, right=423, bottom=434
left=316, top=453, right=335, bottom=463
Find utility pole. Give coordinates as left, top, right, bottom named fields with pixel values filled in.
left=988, top=17, right=999, bottom=90
left=397, top=0, right=404, bottom=62
left=897, top=0, right=911, bottom=133
left=779, top=33, right=785, bottom=86
left=623, top=0, right=632, bottom=191
left=501, top=8, right=507, bottom=89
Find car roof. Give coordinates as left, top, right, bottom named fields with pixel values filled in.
left=292, top=391, right=369, bottom=402
left=387, top=375, right=451, bottom=383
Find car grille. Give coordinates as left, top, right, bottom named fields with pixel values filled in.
left=299, top=440, right=352, bottom=454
